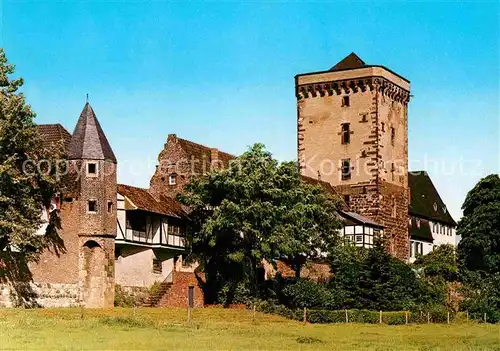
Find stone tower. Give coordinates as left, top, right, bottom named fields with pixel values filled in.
left=296, top=53, right=411, bottom=259
left=68, top=103, right=117, bottom=307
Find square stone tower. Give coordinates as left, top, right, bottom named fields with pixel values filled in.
left=296, top=53, right=411, bottom=259
left=67, top=103, right=117, bottom=307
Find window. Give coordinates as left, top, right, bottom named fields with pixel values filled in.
left=355, top=235, right=363, bottom=243
left=126, top=211, right=146, bottom=231
left=441, top=225, right=444, bottom=234
left=341, top=96, right=350, bottom=107
left=169, top=174, right=177, bottom=185
left=88, top=200, right=97, bottom=213
left=152, top=259, right=162, bottom=274
left=87, top=162, right=98, bottom=177
left=107, top=201, right=113, bottom=213
left=390, top=127, right=395, bottom=146
left=416, top=218, right=421, bottom=228
left=341, top=159, right=351, bottom=180
left=341, top=123, right=350, bottom=144
left=343, top=195, right=350, bottom=207
left=433, top=202, right=438, bottom=211
left=360, top=113, right=368, bottom=122
left=381, top=122, right=385, bottom=132
left=410, top=240, right=414, bottom=257
left=408, top=217, right=412, bottom=225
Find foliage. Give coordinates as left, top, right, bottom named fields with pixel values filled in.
left=456, top=174, right=500, bottom=322
left=460, top=272, right=500, bottom=323
left=281, top=278, right=336, bottom=309
left=254, top=300, right=459, bottom=324
left=457, top=174, right=500, bottom=276
left=114, top=285, right=148, bottom=307
left=178, top=143, right=343, bottom=303
left=414, top=244, right=458, bottom=282
left=0, top=49, right=65, bottom=259
left=328, top=243, right=437, bottom=311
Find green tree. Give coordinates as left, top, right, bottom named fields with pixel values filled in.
left=178, top=143, right=342, bottom=303
left=413, top=244, right=458, bottom=282
left=329, top=242, right=432, bottom=310
left=457, top=174, right=500, bottom=276
left=0, top=49, right=64, bottom=259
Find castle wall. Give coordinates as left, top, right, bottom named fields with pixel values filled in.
left=149, top=135, right=191, bottom=199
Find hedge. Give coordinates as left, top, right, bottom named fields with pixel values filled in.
left=254, top=301, right=463, bottom=324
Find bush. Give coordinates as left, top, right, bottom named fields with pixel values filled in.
left=281, top=279, right=336, bottom=309
left=114, top=285, right=148, bottom=307
left=254, top=301, right=459, bottom=325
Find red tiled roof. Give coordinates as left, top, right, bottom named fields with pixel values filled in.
left=37, top=124, right=72, bottom=151
left=176, top=136, right=236, bottom=174
left=117, top=184, right=186, bottom=218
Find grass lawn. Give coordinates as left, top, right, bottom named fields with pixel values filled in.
left=0, top=308, right=499, bottom=350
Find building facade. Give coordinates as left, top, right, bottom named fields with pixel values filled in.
left=296, top=53, right=411, bottom=259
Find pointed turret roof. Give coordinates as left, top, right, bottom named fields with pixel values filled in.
left=68, top=103, right=117, bottom=163
left=330, top=52, right=366, bottom=71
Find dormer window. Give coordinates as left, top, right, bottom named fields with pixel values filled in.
left=416, top=218, right=421, bottom=228
left=341, top=96, right=350, bottom=107
left=169, top=174, right=177, bottom=185
left=87, top=162, right=98, bottom=177
left=433, top=202, right=438, bottom=212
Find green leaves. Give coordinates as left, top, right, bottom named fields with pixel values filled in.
left=178, top=143, right=343, bottom=302
left=458, top=174, right=500, bottom=276
left=0, top=49, right=64, bottom=258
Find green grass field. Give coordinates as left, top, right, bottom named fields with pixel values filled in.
left=0, top=308, right=499, bottom=350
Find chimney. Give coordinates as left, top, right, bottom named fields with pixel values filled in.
left=210, top=148, right=219, bottom=170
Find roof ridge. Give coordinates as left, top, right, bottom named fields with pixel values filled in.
left=177, top=136, right=236, bottom=158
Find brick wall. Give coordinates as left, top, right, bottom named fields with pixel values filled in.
left=156, top=271, right=205, bottom=308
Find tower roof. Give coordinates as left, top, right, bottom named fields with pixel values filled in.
left=330, top=52, right=366, bottom=71
left=68, top=103, right=117, bottom=163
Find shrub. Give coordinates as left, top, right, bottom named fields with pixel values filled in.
left=281, top=279, right=335, bottom=309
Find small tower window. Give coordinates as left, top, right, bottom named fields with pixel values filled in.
left=341, top=123, right=350, bottom=144
left=107, top=201, right=113, bottom=213
left=341, top=96, right=350, bottom=107
left=391, top=127, right=395, bottom=146
left=88, top=200, right=97, bottom=213
left=87, top=162, right=98, bottom=177
left=341, top=159, right=351, bottom=180
left=169, top=174, right=177, bottom=185
left=381, top=122, right=385, bottom=132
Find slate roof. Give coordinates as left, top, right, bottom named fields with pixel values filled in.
left=339, top=210, right=384, bottom=228
left=37, top=124, right=72, bottom=151
left=68, top=103, right=117, bottom=163
left=175, top=135, right=236, bottom=174
left=330, top=52, right=366, bottom=71
left=409, top=216, right=433, bottom=243
left=408, top=171, right=456, bottom=226
left=117, top=184, right=186, bottom=218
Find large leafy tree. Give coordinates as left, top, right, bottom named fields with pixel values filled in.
left=178, top=143, right=342, bottom=302
left=457, top=174, right=500, bottom=276
left=0, top=49, right=64, bottom=259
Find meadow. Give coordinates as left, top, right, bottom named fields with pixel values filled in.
left=0, top=307, right=499, bottom=350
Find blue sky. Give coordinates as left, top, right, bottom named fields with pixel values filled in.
left=1, top=1, right=498, bottom=220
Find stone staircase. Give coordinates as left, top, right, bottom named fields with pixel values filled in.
left=142, top=282, right=173, bottom=307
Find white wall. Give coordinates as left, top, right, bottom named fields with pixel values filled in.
left=409, top=239, right=433, bottom=263
left=430, top=221, right=456, bottom=246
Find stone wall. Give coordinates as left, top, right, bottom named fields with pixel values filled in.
left=0, top=282, right=79, bottom=308
left=263, top=260, right=332, bottom=281
left=296, top=68, right=410, bottom=260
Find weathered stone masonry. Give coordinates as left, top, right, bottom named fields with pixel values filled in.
left=296, top=53, right=411, bottom=259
